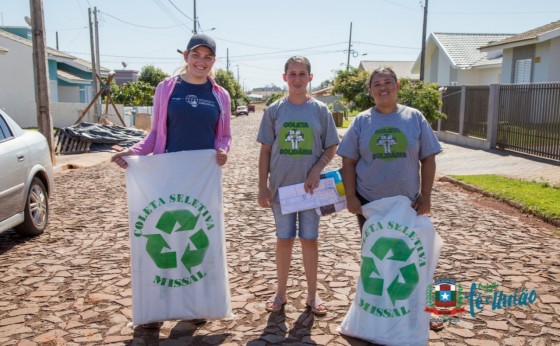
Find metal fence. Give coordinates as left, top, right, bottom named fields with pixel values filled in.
left=464, top=86, right=489, bottom=139
left=497, top=83, right=560, bottom=161
left=439, top=83, right=560, bottom=161
left=440, top=86, right=461, bottom=133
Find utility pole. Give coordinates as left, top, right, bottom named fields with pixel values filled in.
left=93, top=7, right=101, bottom=115
left=193, top=0, right=197, bottom=34
left=88, top=8, right=99, bottom=117
left=236, top=65, right=239, bottom=84
left=226, top=48, right=229, bottom=72
left=346, top=22, right=352, bottom=71
left=419, top=0, right=429, bottom=81
left=29, top=0, right=54, bottom=164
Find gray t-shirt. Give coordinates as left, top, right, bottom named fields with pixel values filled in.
left=257, top=97, right=340, bottom=199
left=337, top=105, right=442, bottom=202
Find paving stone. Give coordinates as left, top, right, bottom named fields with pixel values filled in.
left=0, top=114, right=558, bottom=345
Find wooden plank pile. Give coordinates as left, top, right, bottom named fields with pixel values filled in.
left=53, top=129, right=91, bottom=155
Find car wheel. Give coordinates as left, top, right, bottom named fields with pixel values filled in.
left=15, top=177, right=49, bottom=236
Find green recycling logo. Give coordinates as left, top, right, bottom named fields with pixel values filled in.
left=368, top=126, right=408, bottom=161
left=361, top=237, right=419, bottom=306
left=144, top=209, right=209, bottom=273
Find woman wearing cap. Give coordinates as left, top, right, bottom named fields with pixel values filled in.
left=111, top=34, right=231, bottom=329
left=112, top=33, right=232, bottom=168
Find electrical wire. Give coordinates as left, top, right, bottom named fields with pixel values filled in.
left=98, top=10, right=182, bottom=29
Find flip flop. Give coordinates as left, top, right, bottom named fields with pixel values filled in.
left=306, top=299, right=328, bottom=316
left=265, top=296, right=286, bottom=313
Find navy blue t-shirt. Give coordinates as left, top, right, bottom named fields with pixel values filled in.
left=166, top=77, right=220, bottom=153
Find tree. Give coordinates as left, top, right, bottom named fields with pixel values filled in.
left=109, top=81, right=155, bottom=106
left=213, top=69, right=244, bottom=110
left=266, top=93, right=285, bottom=106
left=398, top=78, right=445, bottom=124
left=138, top=65, right=169, bottom=88
left=332, top=67, right=372, bottom=111
left=331, top=68, right=445, bottom=123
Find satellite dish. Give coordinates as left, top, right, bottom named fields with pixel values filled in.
left=24, top=16, right=32, bottom=26
left=121, top=61, right=127, bottom=68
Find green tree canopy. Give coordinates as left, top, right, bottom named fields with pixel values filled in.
left=138, top=65, right=169, bottom=88
left=397, top=78, right=445, bottom=124
left=213, top=69, right=245, bottom=111
left=332, top=67, right=372, bottom=111
left=109, top=81, right=155, bottom=106
left=266, top=93, right=285, bottom=106
left=331, top=68, right=445, bottom=123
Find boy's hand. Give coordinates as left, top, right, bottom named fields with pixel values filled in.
left=304, top=167, right=321, bottom=194
left=258, top=186, right=272, bottom=208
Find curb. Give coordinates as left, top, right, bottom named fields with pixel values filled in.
left=439, top=175, right=560, bottom=228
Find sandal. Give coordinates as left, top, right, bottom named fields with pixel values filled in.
left=265, top=296, right=286, bottom=313
left=306, top=299, right=328, bottom=316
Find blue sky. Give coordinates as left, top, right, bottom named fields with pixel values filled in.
left=1, top=0, right=559, bottom=91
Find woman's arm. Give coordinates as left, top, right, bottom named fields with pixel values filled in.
left=412, top=153, right=437, bottom=215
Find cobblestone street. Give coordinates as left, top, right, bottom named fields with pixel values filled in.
left=1, top=112, right=559, bottom=345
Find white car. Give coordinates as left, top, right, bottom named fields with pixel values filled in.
left=0, top=109, right=54, bottom=236
left=236, top=105, right=248, bottom=116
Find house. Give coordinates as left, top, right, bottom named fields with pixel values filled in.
left=250, top=85, right=284, bottom=98
left=359, top=60, right=419, bottom=81
left=0, top=27, right=111, bottom=128
left=114, top=69, right=139, bottom=85
left=479, top=21, right=560, bottom=83
left=411, top=33, right=514, bottom=86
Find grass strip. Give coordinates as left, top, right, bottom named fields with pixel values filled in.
left=449, top=174, right=560, bottom=227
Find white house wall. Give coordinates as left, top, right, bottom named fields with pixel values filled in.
left=58, top=85, right=80, bottom=103
left=549, top=37, right=560, bottom=82
left=437, top=50, right=452, bottom=85
left=534, top=37, right=560, bottom=82
left=0, top=35, right=38, bottom=127
left=456, top=67, right=502, bottom=85
left=501, top=50, right=514, bottom=83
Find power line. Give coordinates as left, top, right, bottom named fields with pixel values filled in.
left=152, top=0, right=191, bottom=32
left=98, top=10, right=182, bottom=29
left=432, top=9, right=560, bottom=15
left=355, top=41, right=419, bottom=50
left=167, top=0, right=193, bottom=21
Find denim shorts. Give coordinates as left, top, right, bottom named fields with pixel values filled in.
left=271, top=203, right=320, bottom=240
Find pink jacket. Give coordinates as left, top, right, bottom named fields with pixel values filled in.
left=129, top=75, right=232, bottom=155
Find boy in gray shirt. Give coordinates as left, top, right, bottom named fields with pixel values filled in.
left=257, top=56, right=339, bottom=315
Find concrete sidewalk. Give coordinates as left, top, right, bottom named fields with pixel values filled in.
left=436, top=141, right=560, bottom=185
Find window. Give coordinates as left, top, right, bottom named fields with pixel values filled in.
left=514, top=59, right=532, bottom=83
left=0, top=114, right=13, bottom=141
